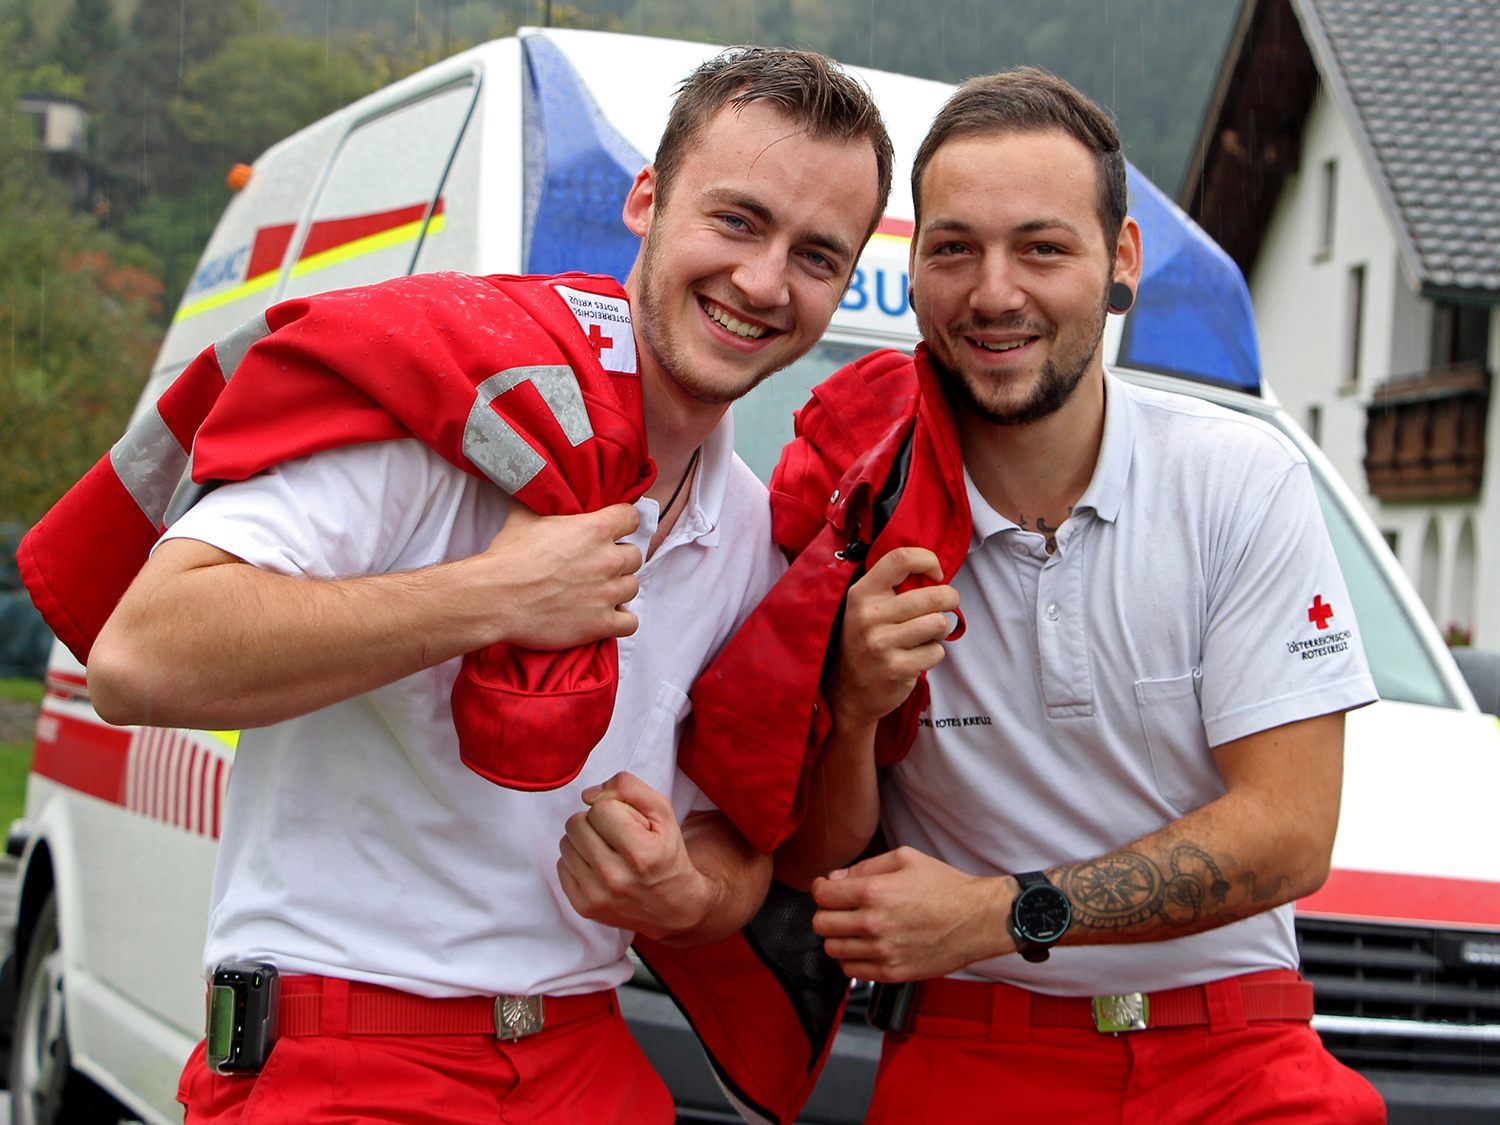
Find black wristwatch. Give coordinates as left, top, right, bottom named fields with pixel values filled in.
left=1008, top=870, right=1071, bottom=963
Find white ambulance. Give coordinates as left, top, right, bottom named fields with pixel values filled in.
left=4, top=26, right=1498, bottom=1125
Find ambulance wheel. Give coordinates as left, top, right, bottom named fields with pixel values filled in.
left=8, top=894, right=129, bottom=1125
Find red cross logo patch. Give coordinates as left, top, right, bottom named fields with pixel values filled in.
left=554, top=284, right=637, bottom=375
left=1307, top=595, right=1334, bottom=630
left=585, top=323, right=613, bottom=356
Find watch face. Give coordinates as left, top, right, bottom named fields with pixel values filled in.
left=1015, top=884, right=1071, bottom=943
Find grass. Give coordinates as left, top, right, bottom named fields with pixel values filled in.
left=0, top=677, right=41, bottom=827
left=0, top=678, right=43, bottom=704
left=0, top=743, right=28, bottom=827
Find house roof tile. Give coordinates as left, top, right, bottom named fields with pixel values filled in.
left=1308, top=0, right=1500, bottom=292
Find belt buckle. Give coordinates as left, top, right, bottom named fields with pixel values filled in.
left=1093, top=992, right=1149, bottom=1033
left=494, top=994, right=545, bottom=1040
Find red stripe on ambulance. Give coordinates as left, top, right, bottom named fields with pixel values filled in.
left=32, top=705, right=228, bottom=838
left=297, top=198, right=445, bottom=260
left=212, top=757, right=227, bottom=839
left=32, top=710, right=128, bottom=805
left=245, top=223, right=295, bottom=279
left=1300, top=868, right=1500, bottom=930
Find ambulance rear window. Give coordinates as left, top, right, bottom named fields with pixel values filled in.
left=279, top=79, right=478, bottom=302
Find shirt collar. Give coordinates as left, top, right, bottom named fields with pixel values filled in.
left=961, top=367, right=1135, bottom=548
left=963, top=463, right=1011, bottom=550
left=671, top=407, right=735, bottom=548
left=1072, top=367, right=1134, bottom=525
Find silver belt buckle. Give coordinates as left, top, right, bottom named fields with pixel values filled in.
left=1093, top=992, right=1149, bottom=1033
left=494, top=994, right=545, bottom=1040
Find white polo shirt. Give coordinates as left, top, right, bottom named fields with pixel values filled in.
left=163, top=412, right=784, bottom=998
left=881, top=372, right=1377, bottom=996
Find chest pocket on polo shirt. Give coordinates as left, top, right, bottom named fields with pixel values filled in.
left=1134, top=669, right=1218, bottom=814
left=622, top=682, right=693, bottom=793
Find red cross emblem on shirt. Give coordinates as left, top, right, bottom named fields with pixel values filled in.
left=585, top=323, right=613, bottom=357
left=1307, top=595, right=1334, bottom=630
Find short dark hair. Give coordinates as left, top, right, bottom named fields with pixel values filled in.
left=911, top=66, right=1127, bottom=243
left=654, top=46, right=894, bottom=240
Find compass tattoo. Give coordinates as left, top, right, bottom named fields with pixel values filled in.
left=1056, top=844, right=1232, bottom=932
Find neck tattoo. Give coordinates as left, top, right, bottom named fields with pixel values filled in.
left=661, top=447, right=700, bottom=516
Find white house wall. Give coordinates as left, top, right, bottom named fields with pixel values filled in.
left=1479, top=317, right=1500, bottom=642
left=1249, top=87, right=1494, bottom=644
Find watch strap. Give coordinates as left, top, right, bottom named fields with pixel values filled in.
left=1009, top=870, right=1069, bottom=963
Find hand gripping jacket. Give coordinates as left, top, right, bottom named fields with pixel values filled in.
left=18, top=271, right=657, bottom=792
left=637, top=345, right=975, bottom=1125
left=679, top=343, right=972, bottom=855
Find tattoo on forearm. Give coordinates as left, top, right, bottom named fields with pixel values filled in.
left=1057, top=845, right=1231, bottom=932
left=1237, top=871, right=1293, bottom=905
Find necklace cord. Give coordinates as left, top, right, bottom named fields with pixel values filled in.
left=661, top=446, right=700, bottom=515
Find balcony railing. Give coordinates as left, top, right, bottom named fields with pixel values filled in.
left=1364, top=362, right=1490, bottom=502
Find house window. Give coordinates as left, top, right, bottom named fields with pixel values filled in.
left=1345, top=265, right=1365, bottom=386
left=1306, top=404, right=1322, bottom=446
left=1429, top=300, right=1491, bottom=370
left=1317, top=159, right=1337, bottom=257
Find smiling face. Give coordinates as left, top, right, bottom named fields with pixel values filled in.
left=623, top=100, right=880, bottom=411
left=910, top=128, right=1140, bottom=427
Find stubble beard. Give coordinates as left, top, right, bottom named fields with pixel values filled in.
left=920, top=291, right=1109, bottom=427
left=634, top=227, right=782, bottom=407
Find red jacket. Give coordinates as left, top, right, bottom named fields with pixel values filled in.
left=641, top=345, right=975, bottom=1124
left=19, top=271, right=655, bottom=792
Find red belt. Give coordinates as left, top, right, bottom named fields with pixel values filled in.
left=912, top=970, right=1313, bottom=1036
left=273, top=975, right=616, bottom=1040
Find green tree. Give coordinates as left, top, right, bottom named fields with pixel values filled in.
left=51, top=0, right=121, bottom=101
left=0, top=30, right=163, bottom=526
left=172, top=33, right=382, bottom=161
left=94, top=0, right=262, bottom=205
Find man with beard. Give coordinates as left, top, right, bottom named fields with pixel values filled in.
left=83, top=47, right=891, bottom=1123
left=779, top=68, right=1385, bottom=1122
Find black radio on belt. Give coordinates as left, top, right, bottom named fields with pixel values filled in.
left=866, top=981, right=919, bottom=1034
left=206, top=961, right=279, bottom=1074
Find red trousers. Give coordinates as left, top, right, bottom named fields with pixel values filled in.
left=866, top=973, right=1387, bottom=1124
left=177, top=980, right=673, bottom=1124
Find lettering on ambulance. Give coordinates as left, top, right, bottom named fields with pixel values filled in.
left=30, top=669, right=234, bottom=839
left=185, top=246, right=250, bottom=298
left=839, top=266, right=911, bottom=317
left=172, top=222, right=296, bottom=323
left=837, top=218, right=917, bottom=331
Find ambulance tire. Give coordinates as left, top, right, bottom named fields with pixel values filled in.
left=8, top=894, right=131, bottom=1125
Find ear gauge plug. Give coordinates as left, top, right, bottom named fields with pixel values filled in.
left=1108, top=281, right=1135, bottom=314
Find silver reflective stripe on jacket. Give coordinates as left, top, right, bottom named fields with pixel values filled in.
left=462, top=365, right=591, bottom=493
left=116, top=312, right=272, bottom=527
